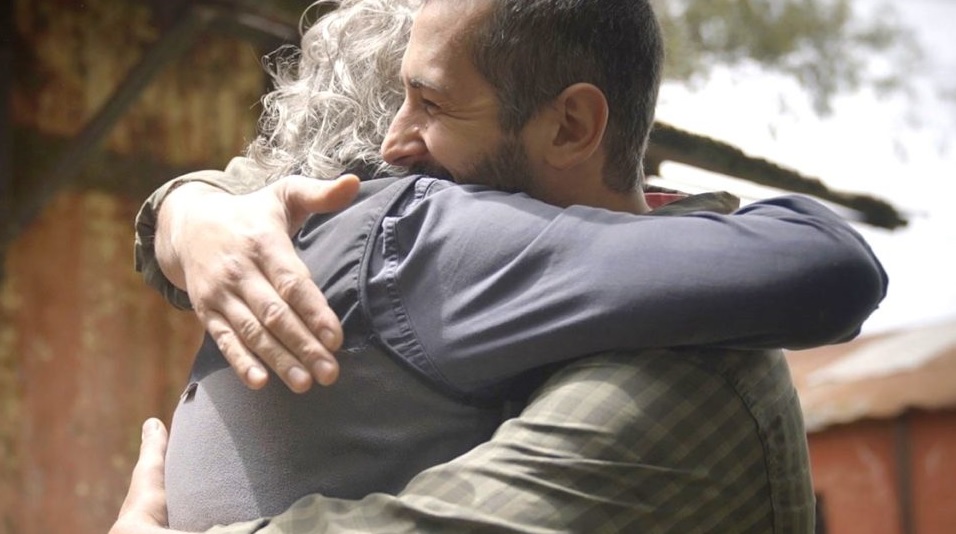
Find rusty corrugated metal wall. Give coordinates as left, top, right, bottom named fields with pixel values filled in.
left=809, top=411, right=956, bottom=534
left=2, top=0, right=267, bottom=532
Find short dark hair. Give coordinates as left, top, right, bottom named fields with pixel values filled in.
left=463, top=0, right=664, bottom=191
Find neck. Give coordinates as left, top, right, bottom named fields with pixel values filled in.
left=600, top=187, right=650, bottom=214
left=530, top=170, right=650, bottom=214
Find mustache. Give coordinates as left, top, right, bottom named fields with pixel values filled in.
left=407, top=163, right=455, bottom=182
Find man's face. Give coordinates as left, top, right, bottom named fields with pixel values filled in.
left=380, top=0, right=534, bottom=191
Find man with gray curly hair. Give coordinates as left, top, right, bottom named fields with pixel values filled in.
left=116, top=0, right=885, bottom=532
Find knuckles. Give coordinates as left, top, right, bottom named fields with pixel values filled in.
left=235, top=315, right=269, bottom=347
left=258, top=299, right=291, bottom=330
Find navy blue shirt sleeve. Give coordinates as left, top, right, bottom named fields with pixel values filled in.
left=365, top=178, right=888, bottom=394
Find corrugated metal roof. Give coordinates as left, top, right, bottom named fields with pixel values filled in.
left=646, top=123, right=907, bottom=229
left=786, top=318, right=956, bottom=432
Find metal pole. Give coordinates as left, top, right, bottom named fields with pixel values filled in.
left=45, top=4, right=214, bottom=189
left=0, top=0, right=15, bottom=283
left=1, top=0, right=12, bottom=206
left=895, top=415, right=916, bottom=534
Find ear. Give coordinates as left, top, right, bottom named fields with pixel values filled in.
left=544, top=83, right=609, bottom=170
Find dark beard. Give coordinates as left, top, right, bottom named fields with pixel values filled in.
left=454, top=136, right=535, bottom=194
left=408, top=162, right=456, bottom=182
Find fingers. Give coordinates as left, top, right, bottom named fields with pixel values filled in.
left=282, top=174, right=361, bottom=231
left=117, top=419, right=169, bottom=526
left=135, top=418, right=168, bottom=497
left=201, top=305, right=328, bottom=393
left=256, top=241, right=344, bottom=377
left=171, top=175, right=356, bottom=393
left=200, top=311, right=272, bottom=390
left=240, top=210, right=343, bottom=387
left=197, top=272, right=342, bottom=392
left=215, top=243, right=341, bottom=389
left=251, top=278, right=342, bottom=387
left=187, top=231, right=342, bottom=391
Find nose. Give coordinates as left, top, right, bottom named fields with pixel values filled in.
left=381, top=102, right=428, bottom=167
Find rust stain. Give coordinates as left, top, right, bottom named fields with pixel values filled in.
left=14, top=0, right=264, bottom=169
left=809, top=422, right=903, bottom=534
left=3, top=191, right=202, bottom=534
left=13, top=0, right=156, bottom=136
left=0, top=248, right=23, bottom=534
left=8, top=0, right=268, bottom=530
left=909, top=413, right=956, bottom=533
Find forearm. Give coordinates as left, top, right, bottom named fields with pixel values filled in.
left=196, top=352, right=784, bottom=533
left=372, top=184, right=888, bottom=393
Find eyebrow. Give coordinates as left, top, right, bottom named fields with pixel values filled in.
left=408, top=77, right=446, bottom=94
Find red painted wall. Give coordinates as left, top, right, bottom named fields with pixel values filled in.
left=810, top=420, right=903, bottom=534
left=3, top=0, right=264, bottom=530
left=910, top=411, right=956, bottom=534
left=1, top=192, right=202, bottom=534
left=809, top=412, right=956, bottom=534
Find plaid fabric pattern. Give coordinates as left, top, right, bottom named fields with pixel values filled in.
left=207, top=349, right=814, bottom=533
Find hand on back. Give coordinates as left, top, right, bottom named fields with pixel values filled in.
left=157, top=174, right=361, bottom=392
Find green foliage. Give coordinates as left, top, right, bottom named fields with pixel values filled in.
left=651, top=0, right=923, bottom=115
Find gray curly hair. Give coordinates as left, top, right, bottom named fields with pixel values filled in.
left=246, top=0, right=420, bottom=181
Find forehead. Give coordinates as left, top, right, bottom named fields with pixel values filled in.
left=403, top=0, right=492, bottom=94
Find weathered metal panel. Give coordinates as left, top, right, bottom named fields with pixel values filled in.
left=1, top=0, right=12, bottom=208
left=5, top=0, right=268, bottom=531
left=0, top=192, right=202, bottom=534
left=792, top=324, right=956, bottom=533
left=807, top=412, right=956, bottom=534
left=787, top=320, right=956, bottom=433
left=910, top=412, right=956, bottom=534
left=13, top=0, right=264, bottom=168
left=809, top=421, right=903, bottom=534
left=0, top=254, right=20, bottom=534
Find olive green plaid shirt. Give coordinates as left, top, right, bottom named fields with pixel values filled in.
left=205, top=349, right=814, bottom=533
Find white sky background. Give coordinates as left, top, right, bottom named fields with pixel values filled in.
left=651, top=0, right=956, bottom=335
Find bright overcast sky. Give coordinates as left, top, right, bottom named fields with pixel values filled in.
left=652, top=0, right=956, bottom=335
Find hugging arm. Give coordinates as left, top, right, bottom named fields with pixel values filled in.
left=115, top=346, right=810, bottom=534
left=136, top=166, right=886, bottom=393
left=370, top=180, right=888, bottom=393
